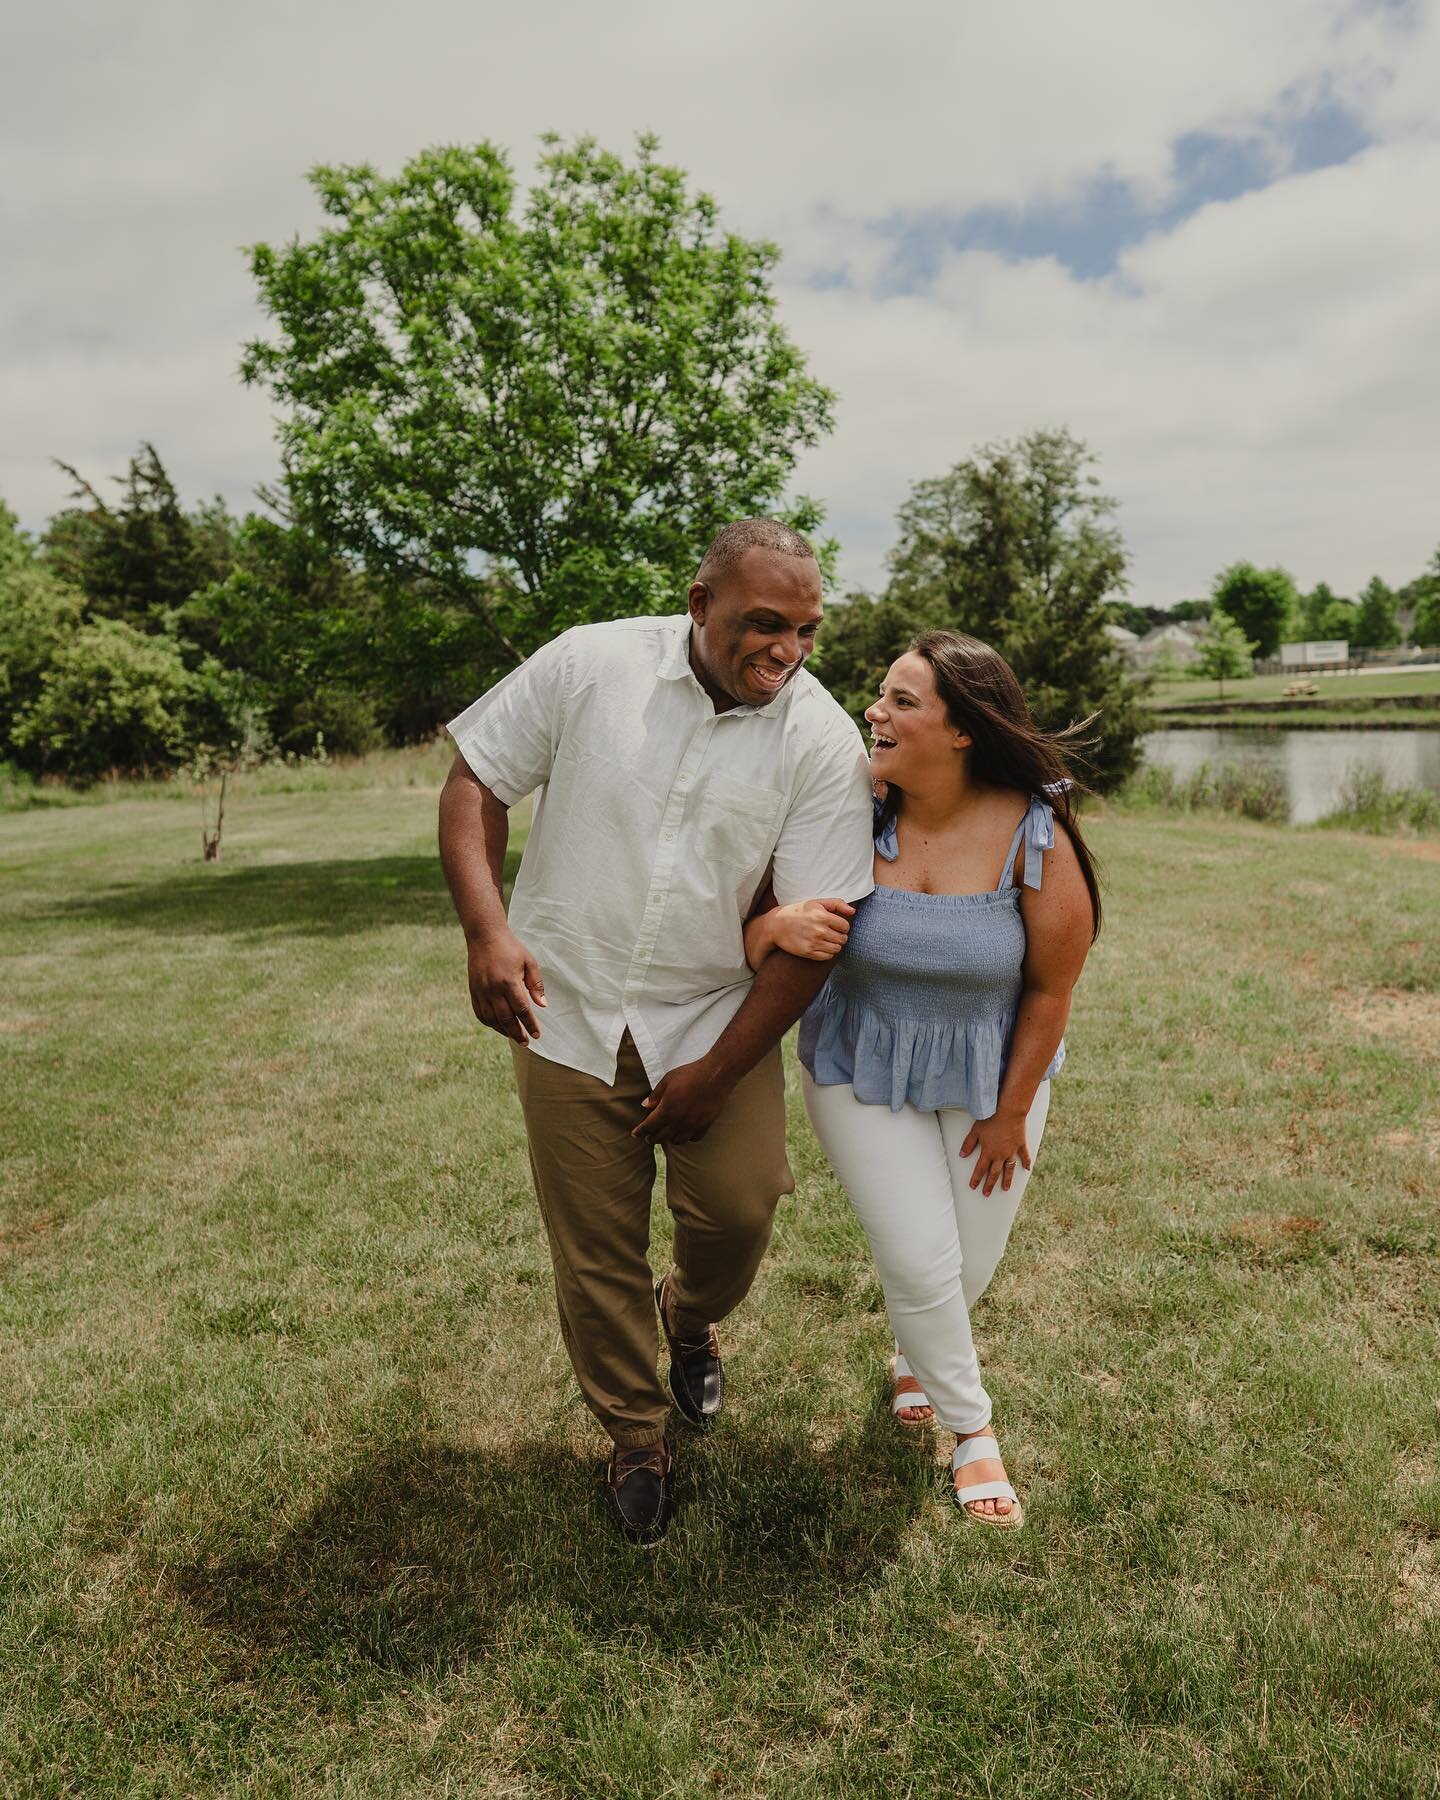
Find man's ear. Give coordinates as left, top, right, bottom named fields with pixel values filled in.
left=687, top=581, right=710, bottom=623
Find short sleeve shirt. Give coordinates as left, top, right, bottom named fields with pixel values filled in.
left=447, top=613, right=875, bottom=1084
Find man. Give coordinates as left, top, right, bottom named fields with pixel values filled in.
left=438, top=518, right=874, bottom=1544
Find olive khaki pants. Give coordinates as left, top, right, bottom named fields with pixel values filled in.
left=511, top=1032, right=794, bottom=1449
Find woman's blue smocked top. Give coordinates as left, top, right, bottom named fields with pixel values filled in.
left=797, top=793, right=1066, bottom=1115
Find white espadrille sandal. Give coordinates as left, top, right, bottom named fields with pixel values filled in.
left=887, top=1353, right=933, bottom=1427
left=951, top=1434, right=1024, bottom=1530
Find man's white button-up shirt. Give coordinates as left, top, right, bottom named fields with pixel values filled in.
left=447, top=613, right=876, bottom=1085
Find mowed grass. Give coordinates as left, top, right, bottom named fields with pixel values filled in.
left=1146, top=666, right=1440, bottom=711
left=2, top=767, right=1438, bottom=1796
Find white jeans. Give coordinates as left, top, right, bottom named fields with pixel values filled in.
left=802, top=1073, right=1051, bottom=1435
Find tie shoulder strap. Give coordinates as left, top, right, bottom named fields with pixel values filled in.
left=997, top=794, right=1056, bottom=892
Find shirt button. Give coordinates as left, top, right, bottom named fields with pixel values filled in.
left=663, top=830, right=675, bottom=842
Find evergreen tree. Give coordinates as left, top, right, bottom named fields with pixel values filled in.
left=42, top=444, right=237, bottom=636
left=816, top=429, right=1146, bottom=790
left=1352, top=575, right=1401, bottom=650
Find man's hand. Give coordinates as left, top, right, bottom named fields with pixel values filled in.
left=632, top=1057, right=731, bottom=1144
left=466, top=927, right=547, bottom=1043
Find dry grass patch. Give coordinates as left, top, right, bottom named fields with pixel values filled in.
left=1394, top=1532, right=1440, bottom=1628
left=1378, top=1124, right=1440, bottom=1160
left=1333, top=987, right=1440, bottom=1058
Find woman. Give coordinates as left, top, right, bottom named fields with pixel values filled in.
left=744, top=631, right=1100, bottom=1529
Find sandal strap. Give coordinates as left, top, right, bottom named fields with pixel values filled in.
left=952, top=1435, right=1001, bottom=1469
left=955, top=1479, right=1017, bottom=1505
left=892, top=1387, right=930, bottom=1413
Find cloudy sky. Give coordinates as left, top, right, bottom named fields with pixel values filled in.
left=4, top=0, right=1438, bottom=606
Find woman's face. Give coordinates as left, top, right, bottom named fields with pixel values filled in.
left=864, top=651, right=969, bottom=783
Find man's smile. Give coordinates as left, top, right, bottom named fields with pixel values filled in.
left=747, top=661, right=795, bottom=691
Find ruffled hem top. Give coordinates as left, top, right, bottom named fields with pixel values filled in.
left=797, top=792, right=1066, bottom=1115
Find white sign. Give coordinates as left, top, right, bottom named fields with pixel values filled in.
left=1280, top=640, right=1349, bottom=666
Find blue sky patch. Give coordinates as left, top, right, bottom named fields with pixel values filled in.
left=855, top=93, right=1375, bottom=292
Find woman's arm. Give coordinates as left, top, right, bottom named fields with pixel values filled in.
left=744, top=889, right=856, bottom=971
left=962, top=827, right=1095, bottom=1193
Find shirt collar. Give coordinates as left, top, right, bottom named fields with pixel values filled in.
left=658, top=615, right=798, bottom=721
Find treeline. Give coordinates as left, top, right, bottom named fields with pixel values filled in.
left=0, top=446, right=495, bottom=781
left=6, top=136, right=1434, bottom=794
left=0, top=426, right=1148, bottom=790
left=1197, top=561, right=1440, bottom=660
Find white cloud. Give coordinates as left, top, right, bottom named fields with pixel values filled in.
left=2, top=0, right=1436, bottom=605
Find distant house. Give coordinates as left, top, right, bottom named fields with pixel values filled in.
left=1130, top=622, right=1206, bottom=670
left=1103, top=623, right=1140, bottom=651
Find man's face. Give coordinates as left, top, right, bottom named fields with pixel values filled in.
left=687, top=548, right=824, bottom=710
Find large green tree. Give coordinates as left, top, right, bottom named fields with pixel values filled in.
left=815, top=429, right=1147, bottom=789
left=1210, top=563, right=1297, bottom=660
left=1352, top=574, right=1401, bottom=650
left=242, top=136, right=835, bottom=682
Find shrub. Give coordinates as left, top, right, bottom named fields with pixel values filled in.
left=11, top=620, right=205, bottom=779
left=1115, top=758, right=1288, bottom=824
left=1320, top=766, right=1440, bottom=836
left=0, top=563, right=84, bottom=753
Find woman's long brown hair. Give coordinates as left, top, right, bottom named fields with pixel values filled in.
left=875, top=630, right=1103, bottom=940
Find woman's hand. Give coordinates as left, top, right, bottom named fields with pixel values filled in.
left=767, top=898, right=855, bottom=961
left=961, top=1107, right=1032, bottom=1196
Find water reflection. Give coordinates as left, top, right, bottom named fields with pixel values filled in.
left=1143, top=729, right=1440, bottom=825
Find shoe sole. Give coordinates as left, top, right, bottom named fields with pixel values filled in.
left=656, top=1279, right=723, bottom=1430
left=666, top=1366, right=718, bottom=1431
left=605, top=1489, right=674, bottom=1547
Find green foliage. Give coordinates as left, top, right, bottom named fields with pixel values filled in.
left=0, top=557, right=85, bottom=751
left=1105, top=600, right=1168, bottom=636
left=1412, top=553, right=1440, bottom=647
left=1167, top=598, right=1212, bottom=623
left=1195, top=607, right=1255, bottom=696
left=0, top=501, right=35, bottom=571
left=42, top=444, right=237, bottom=635
left=1297, top=581, right=1357, bottom=643
left=184, top=515, right=388, bottom=756
left=1210, top=562, right=1297, bottom=659
left=817, top=429, right=1147, bottom=789
left=243, top=135, right=835, bottom=685
left=1320, top=764, right=1440, bottom=836
left=1352, top=574, right=1401, bottom=650
left=8, top=619, right=245, bottom=781
left=1117, top=758, right=1288, bottom=823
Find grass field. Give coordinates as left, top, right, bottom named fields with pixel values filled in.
left=1145, top=708, right=1440, bottom=731
left=3, top=764, right=1439, bottom=1794
left=1145, top=666, right=1440, bottom=719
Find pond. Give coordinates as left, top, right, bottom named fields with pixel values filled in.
left=1142, top=728, right=1440, bottom=825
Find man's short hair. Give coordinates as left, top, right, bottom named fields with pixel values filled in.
left=697, top=517, right=816, bottom=587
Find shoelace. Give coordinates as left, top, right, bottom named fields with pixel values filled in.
left=612, top=1442, right=669, bottom=1484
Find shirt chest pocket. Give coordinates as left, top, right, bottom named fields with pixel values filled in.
left=694, top=774, right=783, bottom=873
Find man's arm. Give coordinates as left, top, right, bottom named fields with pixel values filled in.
left=438, top=754, right=546, bottom=1044
left=633, top=951, right=832, bottom=1143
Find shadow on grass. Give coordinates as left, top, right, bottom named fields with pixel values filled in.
left=179, top=1412, right=929, bottom=1679
left=40, top=851, right=522, bottom=939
